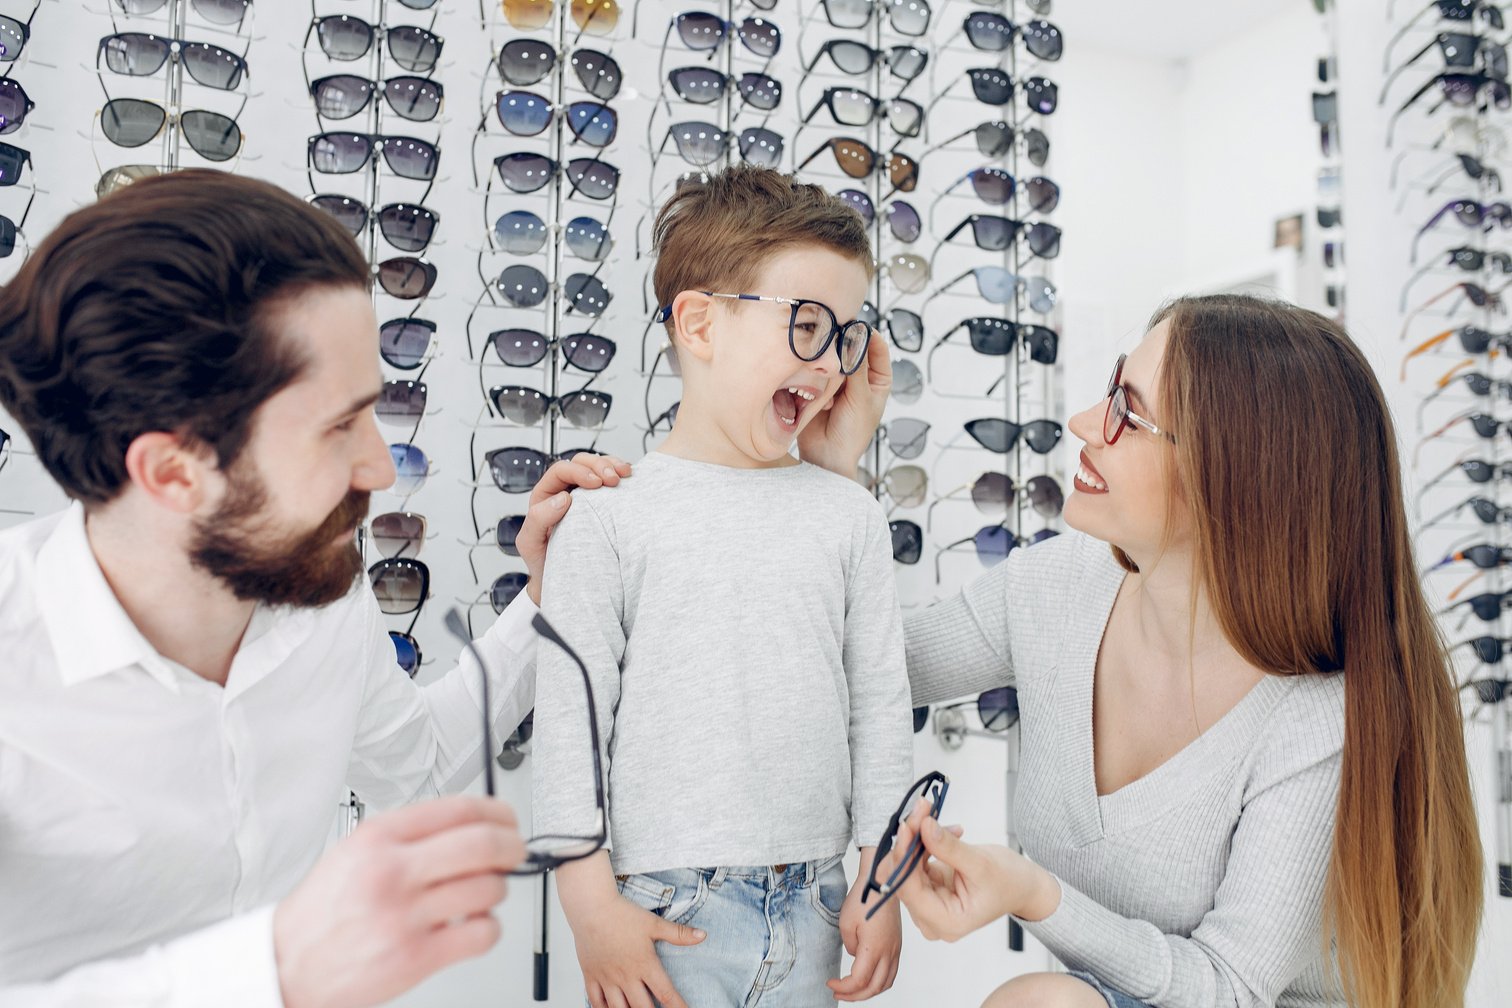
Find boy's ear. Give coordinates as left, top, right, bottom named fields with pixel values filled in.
left=670, top=290, right=716, bottom=364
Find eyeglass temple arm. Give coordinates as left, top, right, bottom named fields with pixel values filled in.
left=1380, top=36, right=1437, bottom=104
left=1389, top=73, right=1442, bottom=148
left=1384, top=5, right=1432, bottom=73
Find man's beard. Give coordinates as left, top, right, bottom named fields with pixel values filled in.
left=189, top=461, right=370, bottom=609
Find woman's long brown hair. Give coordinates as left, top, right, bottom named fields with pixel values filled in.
left=1129, top=295, right=1483, bottom=1006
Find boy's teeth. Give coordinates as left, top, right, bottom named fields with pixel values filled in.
left=787, top=386, right=816, bottom=401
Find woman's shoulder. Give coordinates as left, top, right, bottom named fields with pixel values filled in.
left=1249, top=672, right=1347, bottom=790
left=997, top=528, right=1125, bottom=602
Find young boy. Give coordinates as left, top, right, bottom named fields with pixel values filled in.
left=532, top=164, right=913, bottom=1008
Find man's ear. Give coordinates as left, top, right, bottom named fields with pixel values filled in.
left=670, top=290, right=717, bottom=365
left=122, top=432, right=215, bottom=515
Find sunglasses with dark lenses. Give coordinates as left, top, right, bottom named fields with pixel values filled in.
left=965, top=416, right=1063, bottom=454
left=98, top=33, right=248, bottom=91
left=486, top=329, right=617, bottom=372
left=961, top=13, right=1063, bottom=61
left=493, top=151, right=620, bottom=199
left=311, top=75, right=444, bottom=123
left=488, top=385, right=613, bottom=428
left=490, top=266, right=613, bottom=316
left=937, top=167, right=1059, bottom=214
left=0, top=79, right=30, bottom=135
left=492, top=210, right=612, bottom=260
left=500, top=0, right=622, bottom=36
left=309, top=132, right=439, bottom=180
left=390, top=631, right=422, bottom=676
left=312, top=196, right=440, bottom=253
left=912, top=705, right=929, bottom=733
left=1455, top=635, right=1512, bottom=663
left=861, top=771, right=949, bottom=921
left=1384, top=32, right=1508, bottom=101
left=118, top=0, right=250, bottom=25
left=485, top=446, right=550, bottom=493
left=377, top=257, right=437, bottom=300
left=666, top=67, right=783, bottom=111
left=448, top=608, right=608, bottom=874
left=932, top=119, right=1050, bottom=166
left=492, top=91, right=618, bottom=147
left=0, top=6, right=37, bottom=62
left=377, top=380, right=429, bottom=427
left=966, top=68, right=1059, bottom=114
left=380, top=317, right=438, bottom=369
left=976, top=686, right=1020, bottom=730
left=885, top=307, right=924, bottom=351
left=664, top=11, right=781, bottom=59
left=369, top=557, right=430, bottom=615
left=890, top=519, right=922, bottom=564
left=1424, top=494, right=1512, bottom=534
left=878, top=418, right=931, bottom=460
left=102, top=99, right=243, bottom=161
left=801, top=86, right=924, bottom=137
left=1389, top=70, right=1512, bottom=143
left=370, top=511, right=428, bottom=559
left=795, top=137, right=918, bottom=193
left=929, top=317, right=1058, bottom=366
left=820, top=0, right=932, bottom=37
left=1445, top=588, right=1512, bottom=623
left=937, top=213, right=1061, bottom=259
left=805, top=39, right=928, bottom=82
left=935, top=525, right=1023, bottom=579
left=308, top=16, right=443, bottom=75
left=0, top=191, right=32, bottom=259
left=497, top=42, right=622, bottom=102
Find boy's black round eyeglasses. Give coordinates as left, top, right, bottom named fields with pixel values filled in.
left=653, top=292, right=873, bottom=375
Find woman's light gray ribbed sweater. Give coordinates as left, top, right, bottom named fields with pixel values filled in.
left=905, top=531, right=1345, bottom=1008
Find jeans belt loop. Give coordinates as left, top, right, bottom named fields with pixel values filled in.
left=708, top=866, right=730, bottom=890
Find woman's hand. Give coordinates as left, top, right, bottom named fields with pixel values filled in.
left=892, top=806, right=1061, bottom=943
left=516, top=452, right=632, bottom=604
left=799, top=328, right=891, bottom=481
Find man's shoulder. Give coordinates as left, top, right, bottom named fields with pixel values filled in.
left=0, top=510, right=69, bottom=602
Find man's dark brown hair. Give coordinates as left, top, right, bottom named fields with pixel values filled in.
left=0, top=169, right=371, bottom=506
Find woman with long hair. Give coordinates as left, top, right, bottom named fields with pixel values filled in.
left=806, top=294, right=1484, bottom=1007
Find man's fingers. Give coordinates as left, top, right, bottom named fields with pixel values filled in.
left=412, top=911, right=501, bottom=977
left=409, top=873, right=510, bottom=929
left=409, top=820, right=527, bottom=886
left=366, top=795, right=518, bottom=844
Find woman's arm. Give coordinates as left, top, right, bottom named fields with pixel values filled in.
left=905, top=547, right=1022, bottom=707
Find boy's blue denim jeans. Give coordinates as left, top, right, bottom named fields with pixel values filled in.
left=610, top=855, right=847, bottom=1008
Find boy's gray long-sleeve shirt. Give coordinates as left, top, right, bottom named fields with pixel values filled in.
left=532, top=452, right=913, bottom=876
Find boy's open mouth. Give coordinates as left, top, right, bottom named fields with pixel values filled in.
left=772, top=385, right=818, bottom=428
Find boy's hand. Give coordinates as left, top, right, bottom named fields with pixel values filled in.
left=827, top=847, right=901, bottom=1002
left=799, top=330, right=891, bottom=481
left=570, top=894, right=705, bottom=1008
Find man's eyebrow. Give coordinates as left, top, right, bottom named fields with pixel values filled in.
left=328, top=389, right=382, bottom=422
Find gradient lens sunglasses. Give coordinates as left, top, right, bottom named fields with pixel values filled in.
left=932, top=213, right=1061, bottom=262
left=490, top=91, right=618, bottom=147
left=101, top=97, right=242, bottom=161
left=499, top=0, right=621, bottom=37
left=801, top=39, right=927, bottom=84
left=487, top=385, right=613, bottom=428
left=492, top=151, right=619, bottom=199
left=116, top=0, right=250, bottom=26
left=890, top=519, right=923, bottom=564
left=310, top=74, right=444, bottom=123
left=860, top=771, right=949, bottom=921
left=653, top=291, right=874, bottom=375
left=306, top=15, right=443, bottom=74
left=1412, top=198, right=1512, bottom=262
left=380, top=317, right=438, bottom=369
left=496, top=42, right=621, bottom=102
left=389, top=443, right=431, bottom=497
left=0, top=4, right=38, bottom=62
left=665, top=67, right=782, bottom=111
left=955, top=12, right=1063, bottom=61
left=491, top=211, right=613, bottom=262
left=795, top=136, right=918, bottom=194
left=369, top=511, right=430, bottom=559
left=98, top=32, right=248, bottom=90
left=482, top=446, right=550, bottom=493
left=644, top=10, right=782, bottom=62
left=1389, top=71, right=1511, bottom=145
left=926, top=267, right=1056, bottom=312
left=485, top=329, right=616, bottom=372
left=926, top=119, right=1050, bottom=166
left=308, top=132, right=439, bottom=180
left=931, top=167, right=1059, bottom=220
left=799, top=86, right=924, bottom=137
left=926, top=317, right=1057, bottom=380
left=447, top=607, right=608, bottom=873
left=311, top=195, right=440, bottom=253
left=965, top=68, right=1059, bottom=114
left=377, top=257, right=437, bottom=300
left=816, top=0, right=932, bottom=37
left=1104, top=353, right=1176, bottom=445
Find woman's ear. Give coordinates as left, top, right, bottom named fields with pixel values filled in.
left=671, top=290, right=717, bottom=364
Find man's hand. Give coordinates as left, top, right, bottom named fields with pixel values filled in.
left=827, top=847, right=901, bottom=1002
left=273, top=796, right=527, bottom=1008
left=516, top=452, right=631, bottom=604
left=799, top=329, right=891, bottom=481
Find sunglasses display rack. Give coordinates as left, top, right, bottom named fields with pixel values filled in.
left=1387, top=0, right=1512, bottom=900
left=1313, top=0, right=1344, bottom=317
